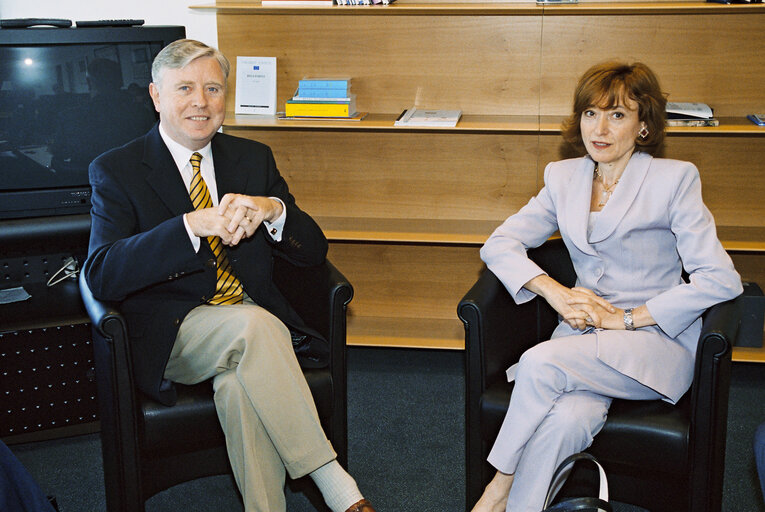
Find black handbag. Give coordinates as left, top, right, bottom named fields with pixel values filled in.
left=541, top=452, right=613, bottom=512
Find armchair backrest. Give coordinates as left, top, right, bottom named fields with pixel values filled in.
left=526, top=238, right=577, bottom=341
left=526, top=238, right=577, bottom=288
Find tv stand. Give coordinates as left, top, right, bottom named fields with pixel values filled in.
left=0, top=214, right=96, bottom=443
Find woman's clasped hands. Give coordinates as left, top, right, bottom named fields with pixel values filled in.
left=525, top=275, right=624, bottom=331
left=562, top=286, right=625, bottom=331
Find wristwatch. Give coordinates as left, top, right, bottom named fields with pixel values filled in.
left=623, top=308, right=635, bottom=331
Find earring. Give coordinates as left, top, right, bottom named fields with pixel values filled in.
left=639, top=126, right=649, bottom=139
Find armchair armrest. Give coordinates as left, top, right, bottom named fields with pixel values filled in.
left=78, top=271, right=126, bottom=341
left=459, top=269, right=542, bottom=392
left=78, top=271, right=136, bottom=402
left=459, top=238, right=575, bottom=393
left=691, top=296, right=740, bottom=423
left=273, top=257, right=353, bottom=347
left=687, top=295, right=741, bottom=510
left=78, top=271, right=143, bottom=508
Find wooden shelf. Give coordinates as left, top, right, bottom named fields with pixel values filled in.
left=316, top=217, right=765, bottom=251
left=226, top=113, right=542, bottom=132
left=539, top=1, right=765, bottom=15
left=718, top=227, right=765, bottom=252
left=228, top=113, right=765, bottom=134
left=193, top=1, right=765, bottom=16
left=317, top=217, right=496, bottom=244
left=733, top=345, right=765, bottom=364
left=347, top=315, right=464, bottom=349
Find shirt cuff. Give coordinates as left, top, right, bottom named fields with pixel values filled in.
left=264, top=197, right=286, bottom=242
left=183, top=213, right=202, bottom=252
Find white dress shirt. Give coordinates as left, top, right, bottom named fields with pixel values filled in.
left=158, top=123, right=286, bottom=251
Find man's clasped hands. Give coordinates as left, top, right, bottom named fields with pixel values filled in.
left=186, top=193, right=284, bottom=247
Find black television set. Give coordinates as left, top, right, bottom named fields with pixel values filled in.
left=0, top=25, right=185, bottom=219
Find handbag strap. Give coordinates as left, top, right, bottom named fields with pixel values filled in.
left=542, top=452, right=609, bottom=509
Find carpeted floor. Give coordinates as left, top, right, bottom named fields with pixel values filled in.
left=9, top=347, right=765, bottom=511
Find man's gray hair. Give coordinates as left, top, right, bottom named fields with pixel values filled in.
left=151, top=39, right=231, bottom=86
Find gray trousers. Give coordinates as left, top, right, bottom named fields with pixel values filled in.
left=487, top=332, right=664, bottom=512
left=164, top=299, right=336, bottom=512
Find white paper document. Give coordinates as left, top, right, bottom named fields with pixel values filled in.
left=394, top=107, right=462, bottom=127
left=666, top=102, right=714, bottom=119
left=235, top=57, right=277, bottom=115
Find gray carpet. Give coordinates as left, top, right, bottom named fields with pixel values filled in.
left=10, top=347, right=765, bottom=511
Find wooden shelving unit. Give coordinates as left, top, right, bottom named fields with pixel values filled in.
left=194, top=0, right=765, bottom=360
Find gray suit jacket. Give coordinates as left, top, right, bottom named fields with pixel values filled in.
left=480, top=151, right=742, bottom=403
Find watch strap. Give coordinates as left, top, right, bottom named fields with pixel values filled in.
left=624, top=308, right=635, bottom=331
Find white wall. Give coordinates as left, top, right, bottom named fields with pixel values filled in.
left=0, top=0, right=217, bottom=48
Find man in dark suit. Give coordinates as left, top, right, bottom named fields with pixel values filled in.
left=82, top=39, right=375, bottom=512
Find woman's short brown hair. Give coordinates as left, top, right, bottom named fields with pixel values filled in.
left=561, top=61, right=667, bottom=155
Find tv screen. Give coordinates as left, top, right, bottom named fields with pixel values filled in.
left=0, top=25, right=185, bottom=219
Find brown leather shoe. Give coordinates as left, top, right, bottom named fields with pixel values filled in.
left=345, top=498, right=376, bottom=512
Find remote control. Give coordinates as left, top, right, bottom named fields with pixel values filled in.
left=0, top=18, right=72, bottom=28
left=76, top=19, right=145, bottom=28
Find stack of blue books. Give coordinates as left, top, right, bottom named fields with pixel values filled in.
left=286, top=78, right=358, bottom=118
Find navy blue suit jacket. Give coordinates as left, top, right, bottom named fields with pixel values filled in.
left=83, top=123, right=328, bottom=405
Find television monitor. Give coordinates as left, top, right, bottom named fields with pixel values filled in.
left=0, top=25, right=186, bottom=219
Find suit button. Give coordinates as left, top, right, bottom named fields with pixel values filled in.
left=173, top=318, right=181, bottom=326
left=206, top=259, right=216, bottom=268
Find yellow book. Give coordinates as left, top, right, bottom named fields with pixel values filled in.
left=285, top=102, right=353, bottom=117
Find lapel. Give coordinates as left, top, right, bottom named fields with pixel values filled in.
left=210, top=134, right=248, bottom=201
left=142, top=124, right=194, bottom=217
left=589, top=151, right=652, bottom=243
left=562, top=157, right=598, bottom=256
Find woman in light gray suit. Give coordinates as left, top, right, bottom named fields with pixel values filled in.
left=471, top=62, right=743, bottom=512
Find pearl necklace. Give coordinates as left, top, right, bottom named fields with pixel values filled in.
left=594, top=166, right=619, bottom=207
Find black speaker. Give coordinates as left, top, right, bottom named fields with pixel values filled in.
left=0, top=323, right=97, bottom=439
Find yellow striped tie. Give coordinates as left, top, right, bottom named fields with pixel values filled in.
left=189, top=152, right=244, bottom=305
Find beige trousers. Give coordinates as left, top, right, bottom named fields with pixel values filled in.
left=163, top=299, right=336, bottom=512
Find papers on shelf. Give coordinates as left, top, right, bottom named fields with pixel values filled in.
left=336, top=0, right=397, bottom=4
left=666, top=102, right=719, bottom=127
left=666, top=102, right=714, bottom=119
left=394, top=107, right=462, bottom=127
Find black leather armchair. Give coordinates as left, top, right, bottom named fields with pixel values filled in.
left=458, top=238, right=742, bottom=512
left=79, top=257, right=353, bottom=512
